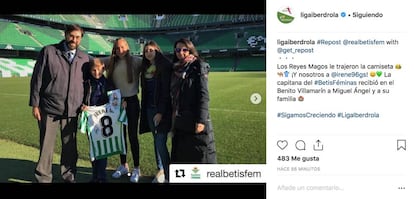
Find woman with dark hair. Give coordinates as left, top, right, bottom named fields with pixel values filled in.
left=139, top=40, right=173, bottom=183
left=170, top=38, right=217, bottom=163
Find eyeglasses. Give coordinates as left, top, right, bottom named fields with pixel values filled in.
left=175, top=48, right=189, bottom=53
left=145, top=49, right=155, bottom=53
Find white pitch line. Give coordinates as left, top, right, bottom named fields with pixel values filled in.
left=210, top=108, right=265, bottom=114
left=0, top=93, right=266, bottom=115
left=0, top=93, right=29, bottom=97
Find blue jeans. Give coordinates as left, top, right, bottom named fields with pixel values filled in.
left=147, top=107, right=170, bottom=180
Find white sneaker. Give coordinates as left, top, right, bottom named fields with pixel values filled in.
left=152, top=170, right=165, bottom=183
left=112, top=165, right=129, bottom=179
left=130, top=168, right=140, bottom=183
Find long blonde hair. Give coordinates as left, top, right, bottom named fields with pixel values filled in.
left=106, top=37, right=134, bottom=83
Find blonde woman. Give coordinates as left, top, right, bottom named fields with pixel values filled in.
left=103, top=38, right=143, bottom=183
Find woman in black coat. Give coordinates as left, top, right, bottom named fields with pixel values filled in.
left=170, top=38, right=217, bottom=164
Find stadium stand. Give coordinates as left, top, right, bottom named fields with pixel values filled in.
left=0, top=14, right=265, bottom=77
left=0, top=57, right=35, bottom=77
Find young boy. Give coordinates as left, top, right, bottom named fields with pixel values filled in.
left=81, top=58, right=114, bottom=183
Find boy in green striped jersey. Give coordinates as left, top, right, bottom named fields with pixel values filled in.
left=80, top=58, right=114, bottom=183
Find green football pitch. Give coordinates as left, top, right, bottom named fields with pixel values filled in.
left=0, top=72, right=265, bottom=182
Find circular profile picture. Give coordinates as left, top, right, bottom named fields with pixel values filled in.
left=277, top=6, right=294, bottom=24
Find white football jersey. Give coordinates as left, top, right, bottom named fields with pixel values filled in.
left=79, top=89, right=126, bottom=161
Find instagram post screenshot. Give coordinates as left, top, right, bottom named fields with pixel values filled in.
left=269, top=0, right=412, bottom=198
left=0, top=5, right=266, bottom=197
